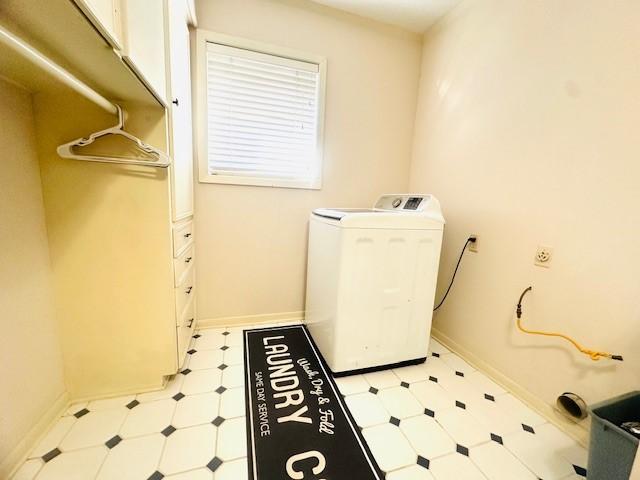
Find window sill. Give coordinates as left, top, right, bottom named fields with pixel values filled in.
left=199, top=173, right=322, bottom=190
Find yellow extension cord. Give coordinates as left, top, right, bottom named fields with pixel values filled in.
left=516, top=317, right=616, bottom=361
left=516, top=287, right=622, bottom=361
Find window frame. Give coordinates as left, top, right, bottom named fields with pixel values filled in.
left=196, top=30, right=327, bottom=189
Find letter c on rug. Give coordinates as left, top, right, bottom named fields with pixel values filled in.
left=286, top=450, right=326, bottom=479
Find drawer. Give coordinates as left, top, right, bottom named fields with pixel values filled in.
left=172, top=221, right=193, bottom=257
left=176, top=299, right=195, bottom=368
left=174, top=266, right=194, bottom=318
left=173, top=245, right=194, bottom=286
left=177, top=324, right=191, bottom=368
left=178, top=296, right=195, bottom=328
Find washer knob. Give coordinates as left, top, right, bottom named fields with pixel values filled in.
left=392, top=198, right=402, bottom=208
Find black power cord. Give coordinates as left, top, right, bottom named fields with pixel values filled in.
left=433, top=236, right=477, bottom=311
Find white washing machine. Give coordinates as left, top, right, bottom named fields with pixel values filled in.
left=305, top=194, right=445, bottom=374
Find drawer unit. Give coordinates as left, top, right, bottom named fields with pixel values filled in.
left=173, top=244, right=194, bottom=286
left=172, top=220, right=193, bottom=256
left=174, top=265, right=194, bottom=318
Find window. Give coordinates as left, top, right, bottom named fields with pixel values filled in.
left=196, top=31, right=326, bottom=189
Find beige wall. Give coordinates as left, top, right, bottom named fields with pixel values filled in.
left=0, top=79, right=66, bottom=474
left=194, top=0, right=422, bottom=322
left=410, top=0, right=640, bottom=411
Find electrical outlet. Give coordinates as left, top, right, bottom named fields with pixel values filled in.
left=469, top=235, right=478, bottom=252
left=535, top=246, right=553, bottom=267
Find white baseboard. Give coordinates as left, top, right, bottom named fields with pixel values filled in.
left=70, top=379, right=167, bottom=405
left=197, top=311, right=304, bottom=329
left=0, top=391, right=69, bottom=479
left=432, top=327, right=590, bottom=447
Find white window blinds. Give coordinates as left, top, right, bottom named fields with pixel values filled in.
left=205, top=42, right=322, bottom=187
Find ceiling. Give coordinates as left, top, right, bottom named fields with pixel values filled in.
left=308, top=0, right=463, bottom=33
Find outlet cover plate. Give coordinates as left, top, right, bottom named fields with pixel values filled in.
left=535, top=246, right=553, bottom=267
left=469, top=235, right=478, bottom=253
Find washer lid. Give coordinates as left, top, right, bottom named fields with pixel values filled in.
left=312, top=208, right=379, bottom=221
left=312, top=194, right=445, bottom=229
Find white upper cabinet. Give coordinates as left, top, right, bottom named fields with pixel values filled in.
left=120, top=0, right=168, bottom=105
left=166, top=0, right=194, bottom=221
left=73, top=0, right=194, bottom=221
left=74, top=0, right=124, bottom=49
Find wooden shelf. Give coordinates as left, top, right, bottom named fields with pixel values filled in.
left=0, top=0, right=160, bottom=107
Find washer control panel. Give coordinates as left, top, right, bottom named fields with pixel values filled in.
left=374, top=194, right=430, bottom=212
left=403, top=197, right=423, bottom=210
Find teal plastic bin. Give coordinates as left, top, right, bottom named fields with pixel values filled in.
left=588, top=391, right=640, bottom=480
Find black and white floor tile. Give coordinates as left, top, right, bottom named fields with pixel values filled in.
left=337, top=343, right=588, bottom=480
left=11, top=324, right=588, bottom=480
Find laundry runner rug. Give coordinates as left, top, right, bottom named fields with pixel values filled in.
left=243, top=324, right=383, bottom=479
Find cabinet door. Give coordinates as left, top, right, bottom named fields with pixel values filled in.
left=167, top=0, right=194, bottom=221
left=74, top=0, right=123, bottom=49
left=121, top=0, right=167, bottom=104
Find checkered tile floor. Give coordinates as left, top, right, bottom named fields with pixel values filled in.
left=11, top=323, right=588, bottom=480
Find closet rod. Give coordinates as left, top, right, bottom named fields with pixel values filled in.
left=0, top=24, right=118, bottom=115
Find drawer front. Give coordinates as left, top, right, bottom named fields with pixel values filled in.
left=176, top=299, right=195, bottom=368
left=179, top=296, right=195, bottom=327
left=177, top=325, right=189, bottom=368
left=173, top=245, right=194, bottom=286
left=175, top=266, right=195, bottom=318
left=172, top=221, right=193, bottom=257
left=177, top=324, right=191, bottom=368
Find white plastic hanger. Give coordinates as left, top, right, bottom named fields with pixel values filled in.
left=57, top=105, right=171, bottom=168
